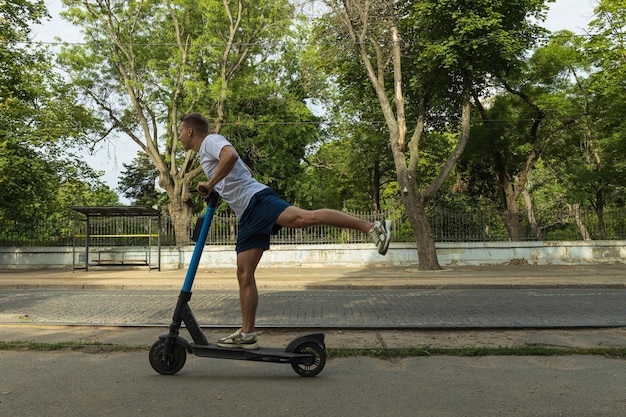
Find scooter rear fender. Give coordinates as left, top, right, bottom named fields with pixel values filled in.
left=285, top=332, right=326, bottom=352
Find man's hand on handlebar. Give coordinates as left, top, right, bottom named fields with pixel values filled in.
left=197, top=182, right=212, bottom=196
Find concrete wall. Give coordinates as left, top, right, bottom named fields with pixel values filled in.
left=0, top=241, right=624, bottom=270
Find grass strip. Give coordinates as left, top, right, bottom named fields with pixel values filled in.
left=1, top=341, right=626, bottom=358
left=327, top=346, right=626, bottom=359
left=0, top=340, right=147, bottom=353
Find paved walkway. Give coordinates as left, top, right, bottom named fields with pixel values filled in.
left=1, top=263, right=626, bottom=328
left=2, top=287, right=626, bottom=328
left=1, top=263, right=625, bottom=290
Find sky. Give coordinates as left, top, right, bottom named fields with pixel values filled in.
left=31, top=0, right=598, bottom=202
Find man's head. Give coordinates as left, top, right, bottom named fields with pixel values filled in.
left=179, top=112, right=210, bottom=151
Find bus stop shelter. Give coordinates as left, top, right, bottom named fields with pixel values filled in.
left=70, top=206, right=162, bottom=272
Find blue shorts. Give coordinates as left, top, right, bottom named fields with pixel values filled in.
left=236, top=189, right=291, bottom=253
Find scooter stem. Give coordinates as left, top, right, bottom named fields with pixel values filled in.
left=182, top=192, right=220, bottom=293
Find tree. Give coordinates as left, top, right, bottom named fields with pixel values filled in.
left=300, top=125, right=395, bottom=212
left=1, top=0, right=109, bottom=224
left=303, top=41, right=397, bottom=212
left=580, top=0, right=626, bottom=237
left=58, top=0, right=314, bottom=245
left=1, top=1, right=47, bottom=108
left=118, top=152, right=163, bottom=207
left=462, top=8, right=626, bottom=243
left=1, top=0, right=53, bottom=221
left=57, top=164, right=119, bottom=208
left=315, top=0, right=547, bottom=269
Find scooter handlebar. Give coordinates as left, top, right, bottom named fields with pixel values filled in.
left=197, top=186, right=220, bottom=207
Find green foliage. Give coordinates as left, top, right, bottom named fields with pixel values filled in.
left=118, top=152, right=164, bottom=207
left=216, top=17, right=320, bottom=201
left=411, top=0, right=548, bottom=69
left=0, top=143, right=115, bottom=220
left=404, top=0, right=549, bottom=117
left=308, top=0, right=552, bottom=238
left=300, top=140, right=365, bottom=210
left=0, top=141, right=59, bottom=220
left=305, top=13, right=398, bottom=211
left=527, top=13, right=626, bottom=229
left=1, top=1, right=48, bottom=103
left=296, top=124, right=395, bottom=211
left=0, top=1, right=116, bottom=245
left=221, top=96, right=319, bottom=201
left=584, top=0, right=626, bottom=189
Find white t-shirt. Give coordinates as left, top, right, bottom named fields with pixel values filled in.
left=198, top=134, right=267, bottom=218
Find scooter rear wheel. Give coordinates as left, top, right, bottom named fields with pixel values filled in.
left=291, top=342, right=326, bottom=377
left=149, top=339, right=187, bottom=375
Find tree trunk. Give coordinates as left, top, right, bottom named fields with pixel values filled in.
left=494, top=157, right=525, bottom=240
left=595, top=189, right=606, bottom=240
left=502, top=208, right=525, bottom=241
left=396, top=165, right=441, bottom=270
left=158, top=170, right=195, bottom=246
left=167, top=194, right=193, bottom=246
left=407, top=195, right=440, bottom=270
left=522, top=188, right=542, bottom=240
left=571, top=203, right=591, bottom=240
left=501, top=181, right=525, bottom=240
left=169, top=204, right=193, bottom=246
left=335, top=2, right=472, bottom=270
left=371, top=160, right=381, bottom=213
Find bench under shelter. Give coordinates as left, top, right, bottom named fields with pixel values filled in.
left=70, top=205, right=162, bottom=272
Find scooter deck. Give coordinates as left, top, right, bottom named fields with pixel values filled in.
left=190, top=343, right=313, bottom=363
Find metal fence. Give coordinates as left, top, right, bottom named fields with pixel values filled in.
left=1, top=206, right=625, bottom=247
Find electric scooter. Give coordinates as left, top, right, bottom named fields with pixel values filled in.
left=149, top=190, right=327, bottom=377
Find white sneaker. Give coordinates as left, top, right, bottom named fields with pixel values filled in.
left=217, top=329, right=259, bottom=350
left=369, top=220, right=391, bottom=255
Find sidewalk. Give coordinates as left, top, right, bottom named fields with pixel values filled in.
left=1, top=263, right=625, bottom=290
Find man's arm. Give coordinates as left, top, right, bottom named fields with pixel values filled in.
left=198, top=145, right=238, bottom=194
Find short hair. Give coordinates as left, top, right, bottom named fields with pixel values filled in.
left=180, top=113, right=209, bottom=136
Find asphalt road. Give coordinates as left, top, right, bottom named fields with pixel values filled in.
left=1, top=350, right=625, bottom=417
left=2, top=288, right=626, bottom=328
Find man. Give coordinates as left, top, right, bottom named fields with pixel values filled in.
left=179, top=112, right=391, bottom=350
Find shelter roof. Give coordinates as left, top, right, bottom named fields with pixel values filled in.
left=69, top=206, right=160, bottom=217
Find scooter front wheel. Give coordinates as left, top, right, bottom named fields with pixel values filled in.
left=291, top=342, right=327, bottom=377
left=149, top=339, right=186, bottom=375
